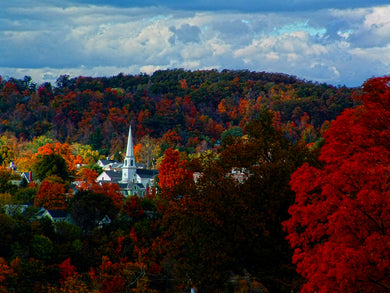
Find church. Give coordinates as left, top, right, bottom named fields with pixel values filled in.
left=96, top=126, right=158, bottom=197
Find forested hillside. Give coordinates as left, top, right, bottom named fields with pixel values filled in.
left=0, top=69, right=356, bottom=156
left=2, top=69, right=376, bottom=293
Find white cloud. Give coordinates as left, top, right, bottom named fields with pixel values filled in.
left=351, top=45, right=390, bottom=64
left=1, top=1, right=390, bottom=87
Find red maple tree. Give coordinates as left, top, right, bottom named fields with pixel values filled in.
left=283, top=76, right=390, bottom=292
left=34, top=176, right=68, bottom=210
left=158, top=148, right=193, bottom=197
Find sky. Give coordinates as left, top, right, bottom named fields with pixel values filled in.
left=1, top=0, right=390, bottom=87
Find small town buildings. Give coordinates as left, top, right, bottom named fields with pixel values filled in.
left=96, top=126, right=158, bottom=197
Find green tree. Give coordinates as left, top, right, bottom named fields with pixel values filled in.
left=30, top=234, right=55, bottom=262
left=0, top=169, right=17, bottom=195
left=220, top=125, right=243, bottom=145
left=70, top=190, right=119, bottom=232
left=14, top=186, right=38, bottom=203
left=88, top=127, right=104, bottom=151
left=33, top=153, right=69, bottom=181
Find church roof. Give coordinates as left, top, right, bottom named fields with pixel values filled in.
left=136, top=169, right=159, bottom=178
left=117, top=182, right=145, bottom=189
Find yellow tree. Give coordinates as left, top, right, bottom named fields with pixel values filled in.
left=72, top=143, right=101, bottom=165
left=0, top=135, right=20, bottom=166
left=15, top=150, right=36, bottom=172
left=134, top=136, right=161, bottom=169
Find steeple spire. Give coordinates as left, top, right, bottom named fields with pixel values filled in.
left=126, top=125, right=134, bottom=157
left=122, top=125, right=136, bottom=183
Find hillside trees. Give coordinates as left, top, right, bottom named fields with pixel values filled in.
left=159, top=109, right=316, bottom=291
left=283, top=76, right=390, bottom=292
left=0, top=70, right=363, bottom=291
left=0, top=70, right=355, bottom=153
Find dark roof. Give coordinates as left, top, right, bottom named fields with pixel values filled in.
left=136, top=183, right=144, bottom=188
left=117, top=182, right=146, bottom=189
left=99, top=159, right=118, bottom=165
left=136, top=169, right=158, bottom=178
left=104, top=170, right=122, bottom=180
left=36, top=208, right=48, bottom=217
left=48, top=210, right=68, bottom=218
left=21, top=172, right=34, bottom=182
left=117, top=183, right=128, bottom=189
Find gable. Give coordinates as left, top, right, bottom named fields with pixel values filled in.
left=96, top=170, right=122, bottom=183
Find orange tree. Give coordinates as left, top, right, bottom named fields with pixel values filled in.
left=283, top=76, right=390, bottom=292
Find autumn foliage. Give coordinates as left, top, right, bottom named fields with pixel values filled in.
left=36, top=142, right=84, bottom=171
left=76, top=168, right=98, bottom=190
left=0, top=71, right=378, bottom=292
left=158, top=111, right=313, bottom=291
left=283, top=76, right=390, bottom=292
left=157, top=148, right=193, bottom=196
left=34, top=176, right=69, bottom=210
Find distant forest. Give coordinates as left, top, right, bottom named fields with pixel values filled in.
left=0, top=69, right=357, bottom=155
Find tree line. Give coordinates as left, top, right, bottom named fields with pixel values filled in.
left=0, top=69, right=356, bottom=156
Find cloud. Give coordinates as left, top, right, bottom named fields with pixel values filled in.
left=347, top=6, right=390, bottom=48
left=169, top=24, right=201, bottom=44
left=1, top=1, right=390, bottom=87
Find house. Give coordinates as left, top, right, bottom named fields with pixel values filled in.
left=96, top=126, right=158, bottom=197
left=8, top=172, right=34, bottom=187
left=46, top=209, right=70, bottom=223
left=193, top=168, right=251, bottom=184
left=3, top=203, right=32, bottom=216
left=3, top=204, right=70, bottom=223
left=21, top=172, right=34, bottom=183
left=96, top=170, right=122, bottom=183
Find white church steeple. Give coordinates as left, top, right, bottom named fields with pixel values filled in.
left=121, top=125, right=137, bottom=183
